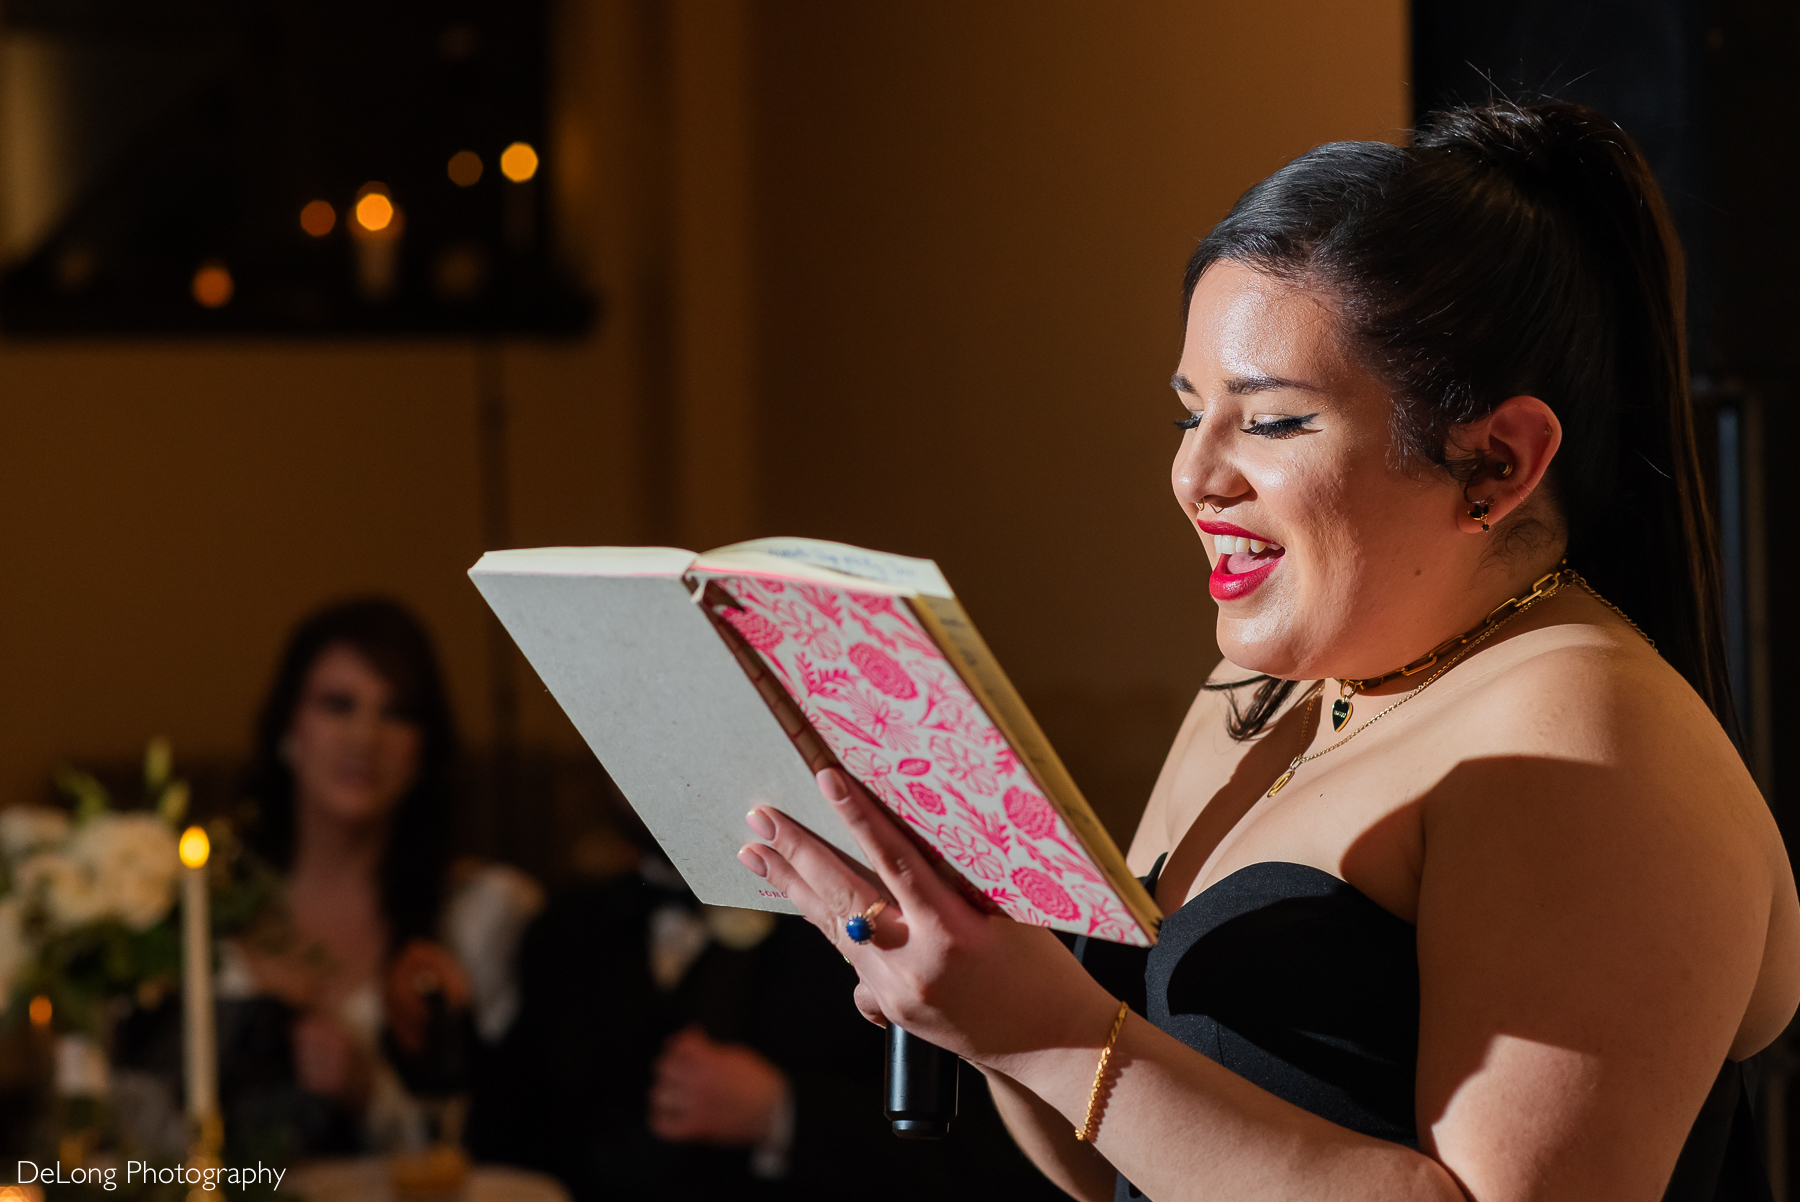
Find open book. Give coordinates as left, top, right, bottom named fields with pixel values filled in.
left=470, top=538, right=1160, bottom=946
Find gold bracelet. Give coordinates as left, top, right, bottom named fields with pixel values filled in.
left=1074, top=999, right=1131, bottom=1143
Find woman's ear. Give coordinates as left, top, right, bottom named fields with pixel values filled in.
left=1452, top=395, right=1561, bottom=534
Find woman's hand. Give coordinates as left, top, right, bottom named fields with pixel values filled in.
left=293, top=1011, right=373, bottom=1104
left=382, top=937, right=472, bottom=1054
left=648, top=1026, right=789, bottom=1146
left=737, top=768, right=1117, bottom=1073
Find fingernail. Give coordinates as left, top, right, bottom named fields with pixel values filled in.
left=745, top=808, right=776, bottom=840
left=817, top=768, right=850, bottom=804
left=737, top=846, right=768, bottom=877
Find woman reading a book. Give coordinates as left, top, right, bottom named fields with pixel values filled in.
left=734, top=101, right=1800, bottom=1200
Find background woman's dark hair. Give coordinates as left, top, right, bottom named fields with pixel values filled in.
left=244, top=597, right=458, bottom=952
left=1191, top=100, right=1732, bottom=741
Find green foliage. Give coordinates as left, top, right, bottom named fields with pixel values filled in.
left=54, top=767, right=111, bottom=824
left=6, top=739, right=281, bottom=1035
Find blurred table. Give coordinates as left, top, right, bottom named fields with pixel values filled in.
left=290, top=1157, right=569, bottom=1202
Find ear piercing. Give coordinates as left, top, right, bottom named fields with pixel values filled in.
left=1468, top=460, right=1509, bottom=532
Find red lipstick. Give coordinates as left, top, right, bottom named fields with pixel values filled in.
left=1210, top=556, right=1279, bottom=601
left=1197, top=518, right=1284, bottom=601
left=1196, top=519, right=1273, bottom=541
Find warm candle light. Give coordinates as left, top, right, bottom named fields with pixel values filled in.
left=355, top=192, right=395, bottom=232
left=300, top=199, right=337, bottom=237
left=190, top=263, right=233, bottom=308
left=28, top=995, right=51, bottom=1027
left=181, top=824, right=217, bottom=1131
left=447, top=150, right=483, bottom=187
left=349, top=184, right=404, bottom=300
left=179, top=825, right=210, bottom=868
left=499, top=141, right=538, bottom=182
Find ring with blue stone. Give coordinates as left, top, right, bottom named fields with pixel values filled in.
left=846, top=899, right=887, bottom=945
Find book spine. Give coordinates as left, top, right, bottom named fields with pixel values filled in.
left=908, top=595, right=1162, bottom=941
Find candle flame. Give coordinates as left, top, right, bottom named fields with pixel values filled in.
left=179, top=825, right=211, bottom=868
left=355, top=192, right=395, bottom=232
left=28, top=995, right=51, bottom=1027
left=499, top=142, right=539, bottom=182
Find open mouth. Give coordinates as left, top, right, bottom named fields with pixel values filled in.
left=1208, top=532, right=1285, bottom=576
left=1198, top=521, right=1284, bottom=600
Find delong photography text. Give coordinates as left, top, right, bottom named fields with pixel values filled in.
left=15, top=1161, right=288, bottom=1192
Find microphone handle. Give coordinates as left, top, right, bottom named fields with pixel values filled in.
left=884, top=1023, right=960, bottom=1139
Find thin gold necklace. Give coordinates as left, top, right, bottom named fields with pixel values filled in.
left=1265, top=565, right=1641, bottom=798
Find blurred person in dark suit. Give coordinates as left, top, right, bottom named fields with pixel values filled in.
left=467, top=840, right=1063, bottom=1202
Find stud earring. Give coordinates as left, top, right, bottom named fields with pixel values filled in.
left=1469, top=499, right=1493, bottom=532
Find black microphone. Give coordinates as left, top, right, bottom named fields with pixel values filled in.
left=884, top=1024, right=959, bottom=1138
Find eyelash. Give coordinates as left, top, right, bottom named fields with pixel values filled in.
left=1171, top=413, right=1317, bottom=437
left=1242, top=415, right=1315, bottom=438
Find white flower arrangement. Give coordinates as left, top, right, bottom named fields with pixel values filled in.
left=11, top=813, right=181, bottom=933
left=0, top=739, right=192, bottom=1026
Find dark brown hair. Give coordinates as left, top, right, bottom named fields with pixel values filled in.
left=244, top=598, right=458, bottom=950
left=1191, top=101, right=1730, bottom=740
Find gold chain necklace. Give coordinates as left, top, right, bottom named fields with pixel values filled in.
left=1331, top=564, right=1596, bottom=732
left=1265, top=564, right=1641, bottom=798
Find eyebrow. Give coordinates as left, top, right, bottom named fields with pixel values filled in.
left=1170, top=372, right=1323, bottom=396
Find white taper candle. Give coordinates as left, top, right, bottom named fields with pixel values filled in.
left=179, top=825, right=218, bottom=1123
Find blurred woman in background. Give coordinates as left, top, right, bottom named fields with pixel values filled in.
left=227, top=598, right=538, bottom=1155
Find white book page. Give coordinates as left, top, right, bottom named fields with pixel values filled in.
left=706, top=537, right=954, bottom=597
left=470, top=565, right=867, bottom=913
left=470, top=546, right=698, bottom=577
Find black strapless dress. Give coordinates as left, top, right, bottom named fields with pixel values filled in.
left=1070, top=858, right=1772, bottom=1201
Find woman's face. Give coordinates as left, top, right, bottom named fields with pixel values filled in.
left=1171, top=261, right=1480, bottom=680
left=285, top=643, right=423, bottom=828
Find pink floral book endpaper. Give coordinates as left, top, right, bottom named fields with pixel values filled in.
left=709, top=574, right=1151, bottom=946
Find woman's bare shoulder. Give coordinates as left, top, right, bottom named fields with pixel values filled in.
left=1465, top=615, right=1740, bottom=776
left=1421, top=612, right=1767, bottom=869
left=1421, top=613, right=1797, bottom=1035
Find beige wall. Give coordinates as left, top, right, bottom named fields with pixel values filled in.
left=749, top=2, right=1408, bottom=833
left=0, top=0, right=1406, bottom=845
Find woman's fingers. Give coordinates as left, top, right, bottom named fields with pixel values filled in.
left=739, top=840, right=841, bottom=943
left=739, top=806, right=890, bottom=947
left=749, top=803, right=886, bottom=896
left=815, top=769, right=964, bottom=919
left=755, top=839, right=914, bottom=955
left=853, top=982, right=890, bottom=1028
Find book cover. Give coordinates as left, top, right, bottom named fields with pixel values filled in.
left=471, top=539, right=1160, bottom=945
left=698, top=574, right=1156, bottom=945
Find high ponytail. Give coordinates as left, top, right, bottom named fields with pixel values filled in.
left=1186, top=101, right=1735, bottom=738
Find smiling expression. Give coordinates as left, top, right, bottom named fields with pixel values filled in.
left=1171, top=261, right=1477, bottom=681
left=285, top=643, right=423, bottom=829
